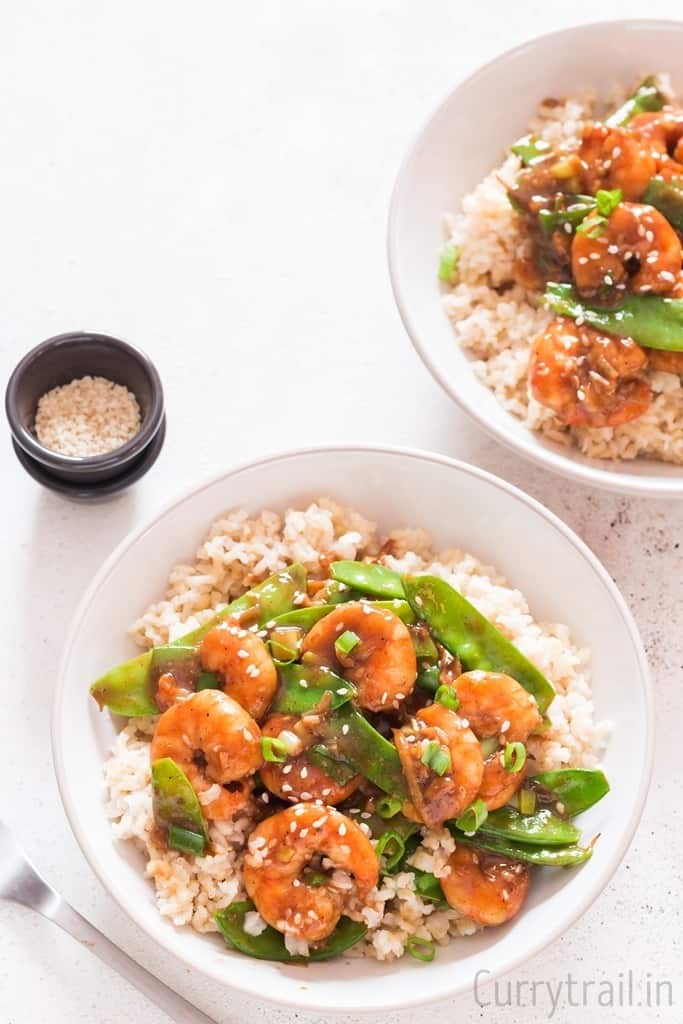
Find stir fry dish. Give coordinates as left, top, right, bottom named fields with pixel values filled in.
left=91, top=558, right=609, bottom=964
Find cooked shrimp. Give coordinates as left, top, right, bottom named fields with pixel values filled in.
left=150, top=689, right=262, bottom=820
left=572, top=202, right=682, bottom=298
left=630, top=110, right=683, bottom=169
left=453, top=671, right=541, bottom=743
left=199, top=620, right=278, bottom=721
left=478, top=749, right=526, bottom=811
left=578, top=123, right=657, bottom=200
left=259, top=712, right=360, bottom=804
left=440, top=846, right=530, bottom=926
left=645, top=348, right=683, bottom=374
left=243, top=803, right=378, bottom=942
left=529, top=318, right=651, bottom=428
left=300, top=602, right=416, bottom=712
left=394, top=703, right=483, bottom=827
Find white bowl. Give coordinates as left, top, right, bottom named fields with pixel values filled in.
left=53, top=446, right=652, bottom=1012
left=388, top=20, right=683, bottom=498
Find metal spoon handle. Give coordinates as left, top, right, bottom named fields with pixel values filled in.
left=19, top=873, right=216, bottom=1024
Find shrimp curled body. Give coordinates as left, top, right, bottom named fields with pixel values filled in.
left=259, top=712, right=360, bottom=804
left=243, top=803, right=378, bottom=942
left=453, top=671, right=542, bottom=743
left=441, top=846, right=530, bottom=926
left=199, top=620, right=278, bottom=721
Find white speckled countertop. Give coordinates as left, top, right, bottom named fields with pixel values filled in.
left=1, top=2, right=682, bottom=1021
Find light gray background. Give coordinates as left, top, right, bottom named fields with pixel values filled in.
left=1, top=2, right=681, bottom=1022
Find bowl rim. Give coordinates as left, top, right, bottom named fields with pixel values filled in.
left=51, top=444, right=654, bottom=1011
left=387, top=18, right=683, bottom=499
left=5, top=330, right=165, bottom=471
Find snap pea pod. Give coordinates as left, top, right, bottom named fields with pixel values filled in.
left=330, top=561, right=405, bottom=600
left=308, top=744, right=358, bottom=785
left=415, top=665, right=440, bottom=693
left=413, top=870, right=448, bottom=906
left=530, top=768, right=610, bottom=817
left=452, top=830, right=594, bottom=867
left=509, top=133, right=552, bottom=166
left=606, top=75, right=665, bottom=128
left=320, top=705, right=409, bottom=799
left=404, top=575, right=555, bottom=714
left=538, top=195, right=596, bottom=237
left=471, top=806, right=581, bottom=847
left=90, top=564, right=307, bottom=716
left=215, top=901, right=366, bottom=962
left=642, top=175, right=683, bottom=231
left=271, top=605, right=336, bottom=630
left=272, top=663, right=355, bottom=715
left=151, top=758, right=209, bottom=845
left=545, top=282, right=683, bottom=352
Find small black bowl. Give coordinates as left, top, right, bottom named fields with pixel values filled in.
left=5, top=331, right=165, bottom=498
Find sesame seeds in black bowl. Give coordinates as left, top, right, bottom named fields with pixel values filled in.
left=5, top=331, right=165, bottom=499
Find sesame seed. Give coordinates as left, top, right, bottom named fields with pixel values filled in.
left=282, top=764, right=292, bottom=775
left=300, top=766, right=308, bottom=779
left=237, top=649, right=249, bottom=659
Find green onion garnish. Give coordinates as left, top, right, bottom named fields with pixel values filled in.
left=509, top=133, right=551, bottom=167
left=420, top=740, right=451, bottom=777
left=406, top=935, right=436, bottom=963
left=335, top=630, right=360, bottom=660
left=261, top=737, right=289, bottom=763
left=305, top=870, right=329, bottom=888
left=438, top=241, right=460, bottom=284
left=577, top=212, right=608, bottom=239
left=196, top=670, right=220, bottom=691
left=434, top=684, right=459, bottom=711
left=168, top=825, right=206, bottom=856
left=375, top=830, right=406, bottom=871
left=503, top=741, right=526, bottom=774
left=519, top=788, right=537, bottom=816
left=376, top=795, right=403, bottom=819
left=595, top=187, right=622, bottom=217
left=455, top=798, right=488, bottom=834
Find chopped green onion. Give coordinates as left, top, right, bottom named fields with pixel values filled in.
left=376, top=795, right=403, bottom=819
left=434, top=684, right=459, bottom=711
left=510, top=133, right=551, bottom=166
left=196, top=670, right=220, bottom=691
left=503, top=742, right=526, bottom=774
left=438, top=241, right=460, bottom=284
left=479, top=737, right=499, bottom=759
left=168, top=825, right=206, bottom=856
left=267, top=638, right=298, bottom=665
left=415, top=665, right=440, bottom=693
left=595, top=187, right=622, bottom=217
left=455, top=798, right=488, bottom=834
left=519, top=788, right=537, bottom=816
left=420, top=740, right=451, bottom=777
left=406, top=935, right=436, bottom=963
left=376, top=831, right=406, bottom=871
left=577, top=212, right=608, bottom=238
left=261, top=737, right=289, bottom=763
left=305, top=870, right=329, bottom=887
left=335, top=630, right=360, bottom=659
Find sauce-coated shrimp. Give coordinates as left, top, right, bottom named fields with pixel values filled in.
left=301, top=602, right=416, bottom=712
left=578, top=123, right=657, bottom=201
left=441, top=846, right=530, bottom=926
left=243, top=803, right=378, bottom=942
left=453, top=671, right=542, bottom=743
left=199, top=620, right=278, bottom=721
left=259, top=712, right=360, bottom=804
left=151, top=689, right=262, bottom=820
left=629, top=110, right=683, bottom=170
left=645, top=348, right=683, bottom=374
left=529, top=318, right=651, bottom=428
left=572, top=202, right=682, bottom=298
left=394, top=703, right=483, bottom=827
left=478, top=749, right=526, bottom=811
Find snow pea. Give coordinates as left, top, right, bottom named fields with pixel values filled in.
left=531, top=768, right=610, bottom=817
left=538, top=194, right=596, bottom=237
left=415, top=665, right=440, bottom=693
left=453, top=831, right=593, bottom=867
left=330, top=561, right=405, bottom=600
left=642, top=175, right=683, bottom=231
left=271, top=605, right=336, bottom=630
left=215, top=900, right=366, bottom=962
left=413, top=870, right=447, bottom=906
left=405, top=575, right=555, bottom=714
left=151, top=757, right=209, bottom=846
left=321, top=705, right=409, bottom=799
left=509, top=133, right=552, bottom=166
left=606, top=75, right=665, bottom=128
left=307, top=744, right=358, bottom=785
left=545, top=282, right=683, bottom=352
left=90, top=564, right=306, bottom=716
left=472, top=805, right=581, bottom=847
left=273, top=663, right=355, bottom=715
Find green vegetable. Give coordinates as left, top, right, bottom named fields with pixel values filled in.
left=596, top=187, right=622, bottom=217
left=405, top=575, right=555, bottom=714
left=321, top=705, right=409, bottom=799
left=438, top=240, right=460, bottom=284
left=273, top=663, right=355, bottom=715
left=575, top=190, right=622, bottom=240
left=90, top=565, right=307, bottom=716
left=215, top=901, right=366, bottom=962
left=409, top=625, right=438, bottom=661
left=151, top=758, right=209, bottom=844
left=376, top=830, right=407, bottom=871
left=538, top=195, right=596, bottom=237
left=454, top=831, right=593, bottom=867
left=472, top=805, right=580, bottom=847
left=261, top=737, right=289, bottom=763
left=413, top=870, right=447, bottom=906
left=150, top=643, right=200, bottom=688
left=420, top=740, right=451, bottom=777
left=376, top=795, right=403, bottom=819
left=415, top=665, right=441, bottom=693
left=503, top=741, right=526, bottom=774
left=335, top=630, right=360, bottom=659
left=435, top=684, right=459, bottom=711
left=519, top=788, right=537, bottom=816
left=606, top=75, right=665, bottom=128
left=576, top=212, right=608, bottom=238
left=368, top=599, right=415, bottom=624
left=642, top=175, right=683, bottom=231
left=545, top=282, right=683, bottom=352
left=530, top=768, right=610, bottom=817
left=308, top=744, right=358, bottom=785
left=479, top=737, right=499, bottom=759
left=510, top=133, right=552, bottom=166
left=271, top=605, right=336, bottom=630
left=196, top=670, right=220, bottom=691
left=330, top=561, right=405, bottom=600
left=406, top=936, right=436, bottom=963
left=454, top=798, right=488, bottom=834
left=167, top=825, right=206, bottom=856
